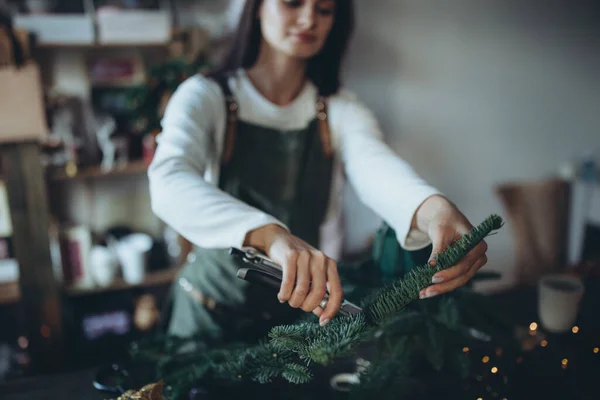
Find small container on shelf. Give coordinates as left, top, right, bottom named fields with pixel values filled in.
left=11, top=0, right=96, bottom=45
left=13, top=14, right=95, bottom=45
left=95, top=0, right=172, bottom=45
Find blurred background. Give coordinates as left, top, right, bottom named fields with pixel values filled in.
left=0, top=0, right=598, bottom=397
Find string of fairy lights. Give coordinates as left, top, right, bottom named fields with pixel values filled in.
left=461, top=321, right=600, bottom=399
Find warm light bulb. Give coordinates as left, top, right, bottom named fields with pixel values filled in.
left=594, top=348, right=599, bottom=354
left=529, top=322, right=538, bottom=331
left=491, top=366, right=499, bottom=374
left=541, top=340, right=548, bottom=347
left=561, top=358, right=568, bottom=366
left=40, top=325, right=51, bottom=338
left=477, top=398, right=483, bottom=400
left=17, top=336, right=28, bottom=349
left=482, top=356, right=490, bottom=363
left=572, top=326, right=579, bottom=334
left=463, top=347, right=470, bottom=353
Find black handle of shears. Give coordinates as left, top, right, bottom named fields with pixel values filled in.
left=237, top=267, right=282, bottom=291
left=93, top=363, right=134, bottom=394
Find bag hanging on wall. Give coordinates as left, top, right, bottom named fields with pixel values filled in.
left=0, top=12, right=47, bottom=144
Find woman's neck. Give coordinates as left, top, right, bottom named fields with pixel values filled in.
left=246, top=41, right=307, bottom=106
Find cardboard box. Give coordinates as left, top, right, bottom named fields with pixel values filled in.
left=97, top=10, right=171, bottom=44
left=14, top=14, right=95, bottom=45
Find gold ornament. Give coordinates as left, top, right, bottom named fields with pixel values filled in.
left=114, top=380, right=164, bottom=400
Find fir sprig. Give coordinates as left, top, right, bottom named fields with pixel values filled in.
left=269, top=321, right=320, bottom=352
left=362, top=214, right=503, bottom=325
left=297, top=314, right=369, bottom=365
left=281, top=363, right=313, bottom=384
left=137, top=214, right=504, bottom=399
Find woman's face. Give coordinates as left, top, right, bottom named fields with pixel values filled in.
left=259, top=0, right=336, bottom=60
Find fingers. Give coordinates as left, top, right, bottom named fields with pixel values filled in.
left=431, top=240, right=488, bottom=283
left=278, top=249, right=341, bottom=327
left=319, top=259, right=342, bottom=326
left=420, top=254, right=488, bottom=298
left=287, top=251, right=311, bottom=308
left=312, top=307, right=324, bottom=318
left=428, top=229, right=457, bottom=269
left=300, top=251, right=327, bottom=313
left=278, top=250, right=298, bottom=303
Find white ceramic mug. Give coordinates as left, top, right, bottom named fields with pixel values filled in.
left=538, top=274, right=584, bottom=333
left=89, top=245, right=119, bottom=287
left=115, top=233, right=153, bottom=285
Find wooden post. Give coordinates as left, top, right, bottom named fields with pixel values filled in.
left=0, top=141, right=63, bottom=372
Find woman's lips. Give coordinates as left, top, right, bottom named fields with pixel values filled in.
left=292, top=32, right=317, bottom=43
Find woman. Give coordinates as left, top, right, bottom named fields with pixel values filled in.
left=148, top=0, right=488, bottom=341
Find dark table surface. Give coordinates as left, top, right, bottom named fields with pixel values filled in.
left=1, top=277, right=599, bottom=400
left=1, top=368, right=107, bottom=400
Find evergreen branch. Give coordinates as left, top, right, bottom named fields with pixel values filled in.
left=269, top=321, right=319, bottom=352
left=435, top=214, right=503, bottom=270
left=132, top=214, right=504, bottom=399
left=281, top=363, right=313, bottom=384
left=350, top=336, right=414, bottom=399
left=298, top=314, right=369, bottom=365
left=362, top=214, right=503, bottom=325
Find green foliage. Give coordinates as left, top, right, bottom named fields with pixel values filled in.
left=296, top=314, right=369, bottom=366
left=281, top=364, right=313, bottom=384
left=362, top=214, right=503, bottom=326
left=127, top=214, right=506, bottom=399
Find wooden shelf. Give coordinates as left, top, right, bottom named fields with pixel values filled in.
left=38, top=42, right=169, bottom=50
left=0, top=266, right=180, bottom=303
left=0, top=282, right=20, bottom=305
left=46, top=160, right=148, bottom=182
left=63, top=266, right=180, bottom=297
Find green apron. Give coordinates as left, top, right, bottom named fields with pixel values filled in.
left=167, top=75, right=334, bottom=342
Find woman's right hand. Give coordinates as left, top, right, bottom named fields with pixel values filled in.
left=244, top=224, right=342, bottom=327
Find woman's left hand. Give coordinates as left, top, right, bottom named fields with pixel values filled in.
left=415, top=196, right=489, bottom=299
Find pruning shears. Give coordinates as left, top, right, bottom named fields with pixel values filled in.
left=230, top=247, right=363, bottom=316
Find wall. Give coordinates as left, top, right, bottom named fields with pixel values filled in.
left=35, top=0, right=599, bottom=289
left=341, top=0, right=600, bottom=290
left=36, top=0, right=235, bottom=239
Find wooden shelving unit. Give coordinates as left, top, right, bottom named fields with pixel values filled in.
left=0, top=281, right=20, bottom=305
left=46, top=160, right=149, bottom=182
left=38, top=42, right=169, bottom=50
left=63, top=265, right=180, bottom=297
left=0, top=266, right=180, bottom=305
left=0, top=4, right=192, bottom=369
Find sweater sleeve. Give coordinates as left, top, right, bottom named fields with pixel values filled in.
left=331, top=93, right=443, bottom=251
left=148, top=75, right=288, bottom=249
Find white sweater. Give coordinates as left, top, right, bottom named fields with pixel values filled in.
left=148, top=69, right=442, bottom=259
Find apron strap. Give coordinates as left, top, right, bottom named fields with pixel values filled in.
left=214, top=74, right=239, bottom=166
left=316, top=96, right=333, bottom=158
left=214, top=74, right=333, bottom=166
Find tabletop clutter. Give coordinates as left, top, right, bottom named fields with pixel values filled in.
left=54, top=223, right=172, bottom=290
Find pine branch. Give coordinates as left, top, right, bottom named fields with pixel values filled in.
left=269, top=321, right=320, bottom=352
left=435, top=214, right=503, bottom=270
left=137, top=214, right=504, bottom=399
left=362, top=214, right=503, bottom=325
left=281, top=363, right=313, bottom=384
left=350, top=336, right=415, bottom=399
left=297, top=314, right=369, bottom=366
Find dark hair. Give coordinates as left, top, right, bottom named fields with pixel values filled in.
left=211, top=0, right=354, bottom=96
